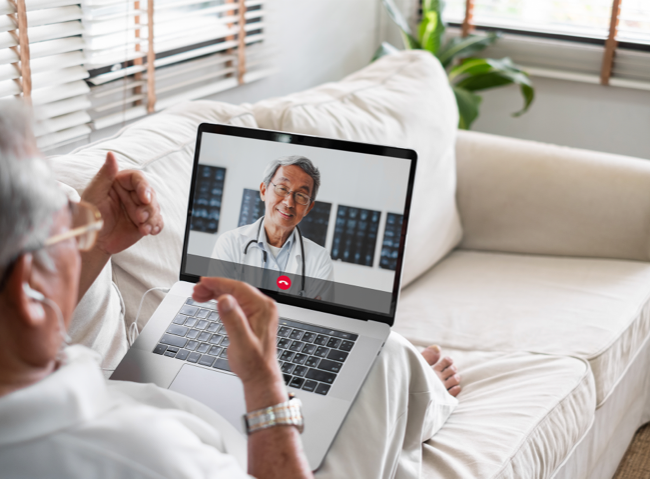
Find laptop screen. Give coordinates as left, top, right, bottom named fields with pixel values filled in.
left=180, top=124, right=417, bottom=325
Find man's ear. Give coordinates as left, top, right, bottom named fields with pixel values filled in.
left=259, top=182, right=266, bottom=202
left=6, top=254, right=46, bottom=326
left=305, top=201, right=316, bottom=216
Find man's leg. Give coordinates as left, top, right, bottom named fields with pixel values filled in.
left=315, top=332, right=458, bottom=479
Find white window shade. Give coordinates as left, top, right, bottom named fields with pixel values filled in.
left=84, top=0, right=272, bottom=130
left=1, top=0, right=91, bottom=150
left=443, top=0, right=650, bottom=88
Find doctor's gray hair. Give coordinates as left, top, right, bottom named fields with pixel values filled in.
left=0, top=100, right=67, bottom=279
left=262, top=156, right=321, bottom=202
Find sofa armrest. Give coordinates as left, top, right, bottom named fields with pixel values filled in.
left=455, top=130, right=650, bottom=261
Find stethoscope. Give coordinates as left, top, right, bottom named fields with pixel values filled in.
left=244, top=216, right=306, bottom=296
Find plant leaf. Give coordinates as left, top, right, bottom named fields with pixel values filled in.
left=382, top=0, right=421, bottom=49
left=513, top=82, right=535, bottom=116
left=448, top=58, right=493, bottom=82
left=371, top=42, right=401, bottom=62
left=437, top=32, right=500, bottom=67
left=422, top=0, right=443, bottom=15
left=419, top=11, right=445, bottom=55
left=453, top=86, right=482, bottom=130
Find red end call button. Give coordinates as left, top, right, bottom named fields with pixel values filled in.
left=277, top=275, right=291, bottom=290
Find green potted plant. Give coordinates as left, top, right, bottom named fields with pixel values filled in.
left=375, top=0, right=534, bottom=129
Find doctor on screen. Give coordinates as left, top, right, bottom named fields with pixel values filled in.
left=212, top=155, right=334, bottom=285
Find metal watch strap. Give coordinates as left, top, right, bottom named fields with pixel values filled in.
left=243, top=394, right=304, bottom=435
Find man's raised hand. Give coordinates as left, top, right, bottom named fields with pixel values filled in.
left=81, top=152, right=164, bottom=256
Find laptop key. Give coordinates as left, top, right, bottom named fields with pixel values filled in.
left=283, top=374, right=292, bottom=385
left=207, top=322, right=219, bottom=333
left=197, top=343, right=209, bottom=354
left=167, top=346, right=179, bottom=354
left=278, top=338, right=292, bottom=349
left=315, top=383, right=331, bottom=395
left=318, top=359, right=342, bottom=373
left=212, top=358, right=231, bottom=372
left=302, top=380, right=317, bottom=392
left=326, top=338, right=342, bottom=349
left=292, top=353, right=307, bottom=365
left=160, top=334, right=187, bottom=349
left=327, top=349, right=349, bottom=363
left=186, top=340, right=198, bottom=351
left=314, top=334, right=329, bottom=346
left=276, top=349, right=284, bottom=359
left=278, top=326, right=292, bottom=337
left=289, top=377, right=305, bottom=389
left=196, top=320, right=209, bottom=330
left=293, top=365, right=308, bottom=377
left=166, top=324, right=189, bottom=337
left=198, top=332, right=211, bottom=342
left=176, top=349, right=190, bottom=360
left=198, top=355, right=215, bottom=367
left=339, top=340, right=354, bottom=352
left=221, top=337, right=230, bottom=347
left=220, top=348, right=228, bottom=358
left=209, top=334, right=222, bottom=345
left=208, top=345, right=222, bottom=356
left=172, top=314, right=187, bottom=325
left=185, top=317, right=198, bottom=328
left=305, top=356, right=320, bottom=368
left=153, top=344, right=167, bottom=355
left=187, top=329, right=200, bottom=339
left=302, top=344, right=317, bottom=355
left=208, top=311, right=219, bottom=321
left=196, top=309, right=210, bottom=319
left=280, top=350, right=295, bottom=362
left=180, top=305, right=199, bottom=316
left=164, top=350, right=177, bottom=358
left=289, top=330, right=304, bottom=340
left=302, top=332, right=316, bottom=343
left=281, top=363, right=296, bottom=374
left=306, top=368, right=336, bottom=384
left=187, top=352, right=201, bottom=363
left=289, top=341, right=305, bottom=352
left=314, top=347, right=330, bottom=358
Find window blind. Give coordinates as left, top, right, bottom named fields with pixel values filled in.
left=443, top=0, right=650, bottom=87
left=84, top=0, right=272, bottom=130
left=1, top=0, right=92, bottom=149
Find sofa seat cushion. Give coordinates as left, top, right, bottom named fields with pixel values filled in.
left=421, top=348, right=595, bottom=478
left=395, top=250, right=650, bottom=406
left=52, top=101, right=257, bottom=339
left=250, top=50, right=462, bottom=287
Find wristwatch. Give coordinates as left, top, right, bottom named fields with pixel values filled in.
left=243, top=393, right=304, bottom=435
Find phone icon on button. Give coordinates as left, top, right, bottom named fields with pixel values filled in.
left=277, top=275, right=291, bottom=290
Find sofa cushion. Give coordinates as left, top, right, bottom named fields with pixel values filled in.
left=52, top=101, right=257, bottom=339
left=251, top=50, right=462, bottom=287
left=395, top=250, right=650, bottom=406
left=420, top=348, right=595, bottom=479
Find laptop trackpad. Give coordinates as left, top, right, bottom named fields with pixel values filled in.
left=169, top=364, right=247, bottom=434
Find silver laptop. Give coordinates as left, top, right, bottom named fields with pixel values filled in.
left=111, top=123, right=417, bottom=470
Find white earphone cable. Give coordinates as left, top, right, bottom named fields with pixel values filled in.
left=128, top=286, right=170, bottom=346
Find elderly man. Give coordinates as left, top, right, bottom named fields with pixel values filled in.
left=0, top=103, right=460, bottom=478
left=213, top=156, right=334, bottom=287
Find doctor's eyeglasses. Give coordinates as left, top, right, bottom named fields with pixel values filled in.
left=270, top=182, right=312, bottom=206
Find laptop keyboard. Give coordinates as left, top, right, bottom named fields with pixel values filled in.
left=153, top=298, right=358, bottom=396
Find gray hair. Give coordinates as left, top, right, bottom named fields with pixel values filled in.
left=262, top=156, right=321, bottom=203
left=0, top=100, right=67, bottom=278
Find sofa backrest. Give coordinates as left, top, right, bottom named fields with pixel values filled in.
left=456, top=130, right=650, bottom=262
left=252, top=50, right=462, bottom=287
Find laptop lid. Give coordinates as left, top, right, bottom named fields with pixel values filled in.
left=179, top=123, right=417, bottom=327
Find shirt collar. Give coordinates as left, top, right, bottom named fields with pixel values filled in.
left=0, top=345, right=114, bottom=448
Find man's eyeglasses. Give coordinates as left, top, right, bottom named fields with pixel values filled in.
left=0, top=201, right=103, bottom=292
left=270, top=182, right=312, bottom=206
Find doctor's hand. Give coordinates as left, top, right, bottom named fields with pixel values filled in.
left=192, top=278, right=286, bottom=406
left=82, top=152, right=164, bottom=256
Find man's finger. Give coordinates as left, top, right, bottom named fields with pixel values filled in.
left=194, top=277, right=265, bottom=305
left=215, top=294, right=254, bottom=350
left=116, top=169, right=153, bottom=205
left=84, top=152, right=119, bottom=202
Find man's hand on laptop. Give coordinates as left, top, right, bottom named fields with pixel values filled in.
left=193, top=277, right=314, bottom=479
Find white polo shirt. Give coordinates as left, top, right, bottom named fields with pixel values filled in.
left=0, top=345, right=251, bottom=479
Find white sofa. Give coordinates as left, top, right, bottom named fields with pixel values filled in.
left=52, top=51, right=650, bottom=478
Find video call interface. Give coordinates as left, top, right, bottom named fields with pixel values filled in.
left=183, top=131, right=413, bottom=317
